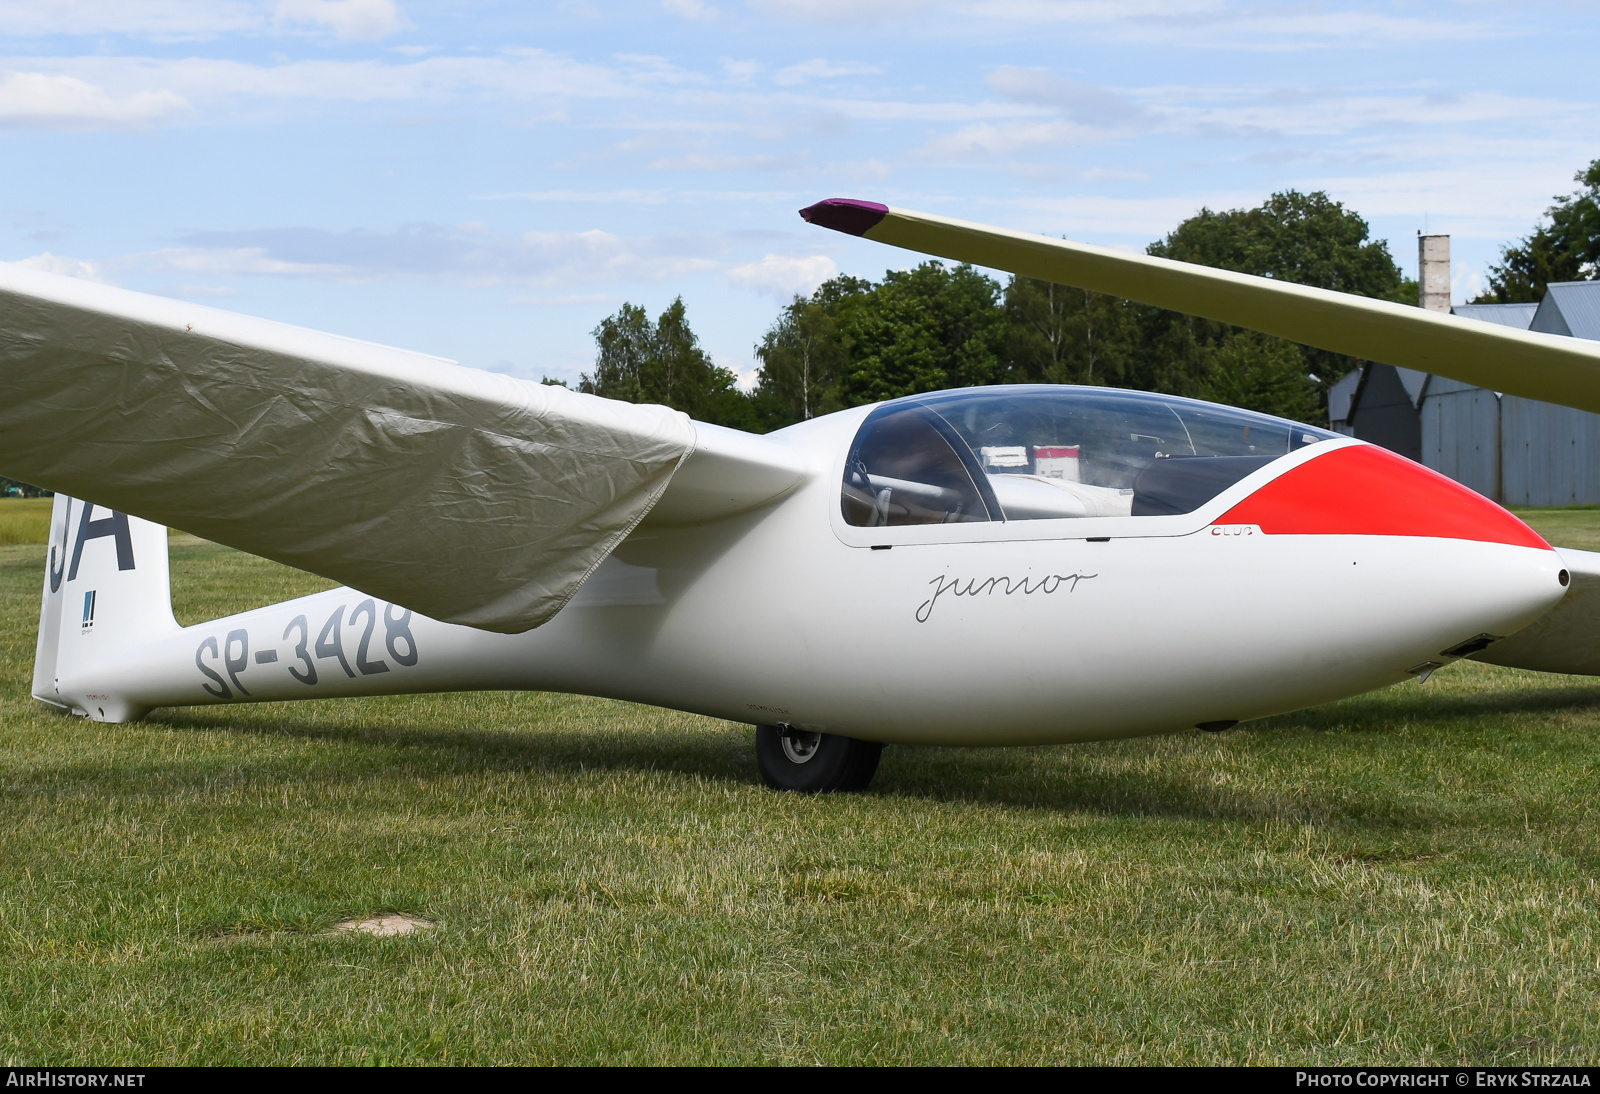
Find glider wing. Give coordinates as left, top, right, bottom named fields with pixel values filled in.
left=644, top=422, right=808, bottom=525
left=1472, top=548, right=1600, bottom=676
left=0, top=263, right=710, bottom=633
left=800, top=198, right=1600, bottom=414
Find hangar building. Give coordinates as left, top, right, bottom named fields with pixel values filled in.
left=1329, top=235, right=1600, bottom=506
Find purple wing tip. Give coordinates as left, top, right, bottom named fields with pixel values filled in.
left=798, top=198, right=889, bottom=237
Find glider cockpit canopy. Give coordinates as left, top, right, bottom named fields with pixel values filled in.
left=843, top=385, right=1335, bottom=526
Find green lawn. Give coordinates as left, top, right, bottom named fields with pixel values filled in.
left=3, top=513, right=1600, bottom=1063
left=0, top=497, right=51, bottom=547
left=1513, top=507, right=1600, bottom=553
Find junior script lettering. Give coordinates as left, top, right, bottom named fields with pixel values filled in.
left=916, top=571, right=1097, bottom=623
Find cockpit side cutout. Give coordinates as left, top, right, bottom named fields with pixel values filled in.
left=843, top=404, right=998, bottom=526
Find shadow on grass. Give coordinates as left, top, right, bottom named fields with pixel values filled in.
left=142, top=675, right=1600, bottom=829
left=141, top=707, right=1371, bottom=829
left=154, top=706, right=757, bottom=786
left=875, top=678, right=1600, bottom=825
left=1264, top=679, right=1600, bottom=733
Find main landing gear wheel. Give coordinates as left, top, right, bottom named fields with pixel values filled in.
left=755, top=724, right=883, bottom=793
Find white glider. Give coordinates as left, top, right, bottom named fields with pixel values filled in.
left=3, top=199, right=1595, bottom=792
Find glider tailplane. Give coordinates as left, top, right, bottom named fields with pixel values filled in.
left=33, top=495, right=179, bottom=721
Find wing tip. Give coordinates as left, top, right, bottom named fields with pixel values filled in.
left=798, top=198, right=888, bottom=237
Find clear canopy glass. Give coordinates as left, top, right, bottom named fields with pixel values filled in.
left=841, top=385, right=1336, bottom=526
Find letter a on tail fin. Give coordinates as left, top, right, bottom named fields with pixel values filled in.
left=34, top=494, right=178, bottom=720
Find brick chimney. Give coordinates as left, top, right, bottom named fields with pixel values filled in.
left=1418, top=233, right=1451, bottom=312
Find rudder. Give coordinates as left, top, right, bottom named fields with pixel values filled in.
left=34, top=495, right=178, bottom=719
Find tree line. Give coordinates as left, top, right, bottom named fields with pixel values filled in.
left=576, top=189, right=1419, bottom=430
left=0, top=477, right=49, bottom=498
left=1476, top=158, right=1600, bottom=304
left=574, top=162, right=1599, bottom=431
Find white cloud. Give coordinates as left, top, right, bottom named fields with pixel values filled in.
left=1081, top=167, right=1148, bottom=182
left=1149, top=88, right=1591, bottom=141
left=0, top=52, right=642, bottom=119
left=749, top=0, right=930, bottom=22
left=0, top=71, right=188, bottom=128
left=720, top=355, right=760, bottom=392
left=0, top=52, right=1046, bottom=135
left=1001, top=191, right=1265, bottom=239
left=774, top=59, right=882, bottom=86
left=647, top=152, right=807, bottom=172
left=662, top=0, right=719, bottom=20
left=144, top=245, right=349, bottom=278
left=1452, top=261, right=1484, bottom=306
left=986, top=67, right=1144, bottom=127
left=833, top=158, right=892, bottom=181
left=727, top=253, right=837, bottom=298
left=113, top=223, right=728, bottom=288
left=478, top=188, right=676, bottom=204
left=749, top=0, right=1506, bottom=45
left=508, top=293, right=613, bottom=307
left=0, top=1, right=264, bottom=39
left=274, top=0, right=403, bottom=40
left=916, top=71, right=1596, bottom=182
left=962, top=0, right=1503, bottom=49
left=916, top=119, right=1098, bottom=160
left=168, top=283, right=241, bottom=298
left=12, top=252, right=112, bottom=282
left=1311, top=168, right=1571, bottom=225
left=609, top=52, right=705, bottom=86
left=0, top=0, right=415, bottom=42
left=473, top=186, right=810, bottom=204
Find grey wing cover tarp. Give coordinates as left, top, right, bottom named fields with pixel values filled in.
left=1473, top=548, right=1600, bottom=676
left=0, top=263, right=694, bottom=633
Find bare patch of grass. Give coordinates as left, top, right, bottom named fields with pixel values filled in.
left=332, top=915, right=434, bottom=937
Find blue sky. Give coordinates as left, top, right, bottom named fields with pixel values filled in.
left=2, top=0, right=1596, bottom=388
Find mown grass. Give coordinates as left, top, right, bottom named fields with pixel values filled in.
left=0, top=498, right=51, bottom=547
left=1512, top=507, right=1600, bottom=553
left=2, top=514, right=1600, bottom=1064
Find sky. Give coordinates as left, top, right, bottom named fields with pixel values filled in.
left=1, top=0, right=1596, bottom=389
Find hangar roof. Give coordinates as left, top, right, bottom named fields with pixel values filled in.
left=1452, top=302, right=1538, bottom=330
left=1534, top=281, right=1600, bottom=341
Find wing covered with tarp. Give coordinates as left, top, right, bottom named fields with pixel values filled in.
left=0, top=263, right=698, bottom=633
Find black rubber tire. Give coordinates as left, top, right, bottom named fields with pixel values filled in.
left=755, top=725, right=883, bottom=793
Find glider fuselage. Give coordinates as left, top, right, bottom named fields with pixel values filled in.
left=40, top=401, right=1567, bottom=745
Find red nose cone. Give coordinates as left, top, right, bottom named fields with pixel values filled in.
left=1217, top=443, right=1550, bottom=550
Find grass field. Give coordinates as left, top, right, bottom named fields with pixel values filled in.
left=0, top=498, right=51, bottom=546
left=4, top=507, right=1600, bottom=1064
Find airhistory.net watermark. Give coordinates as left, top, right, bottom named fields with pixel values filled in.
left=4, top=1074, right=145, bottom=1088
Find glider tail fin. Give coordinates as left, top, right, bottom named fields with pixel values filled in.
left=33, top=495, right=179, bottom=720
left=30, top=494, right=71, bottom=709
